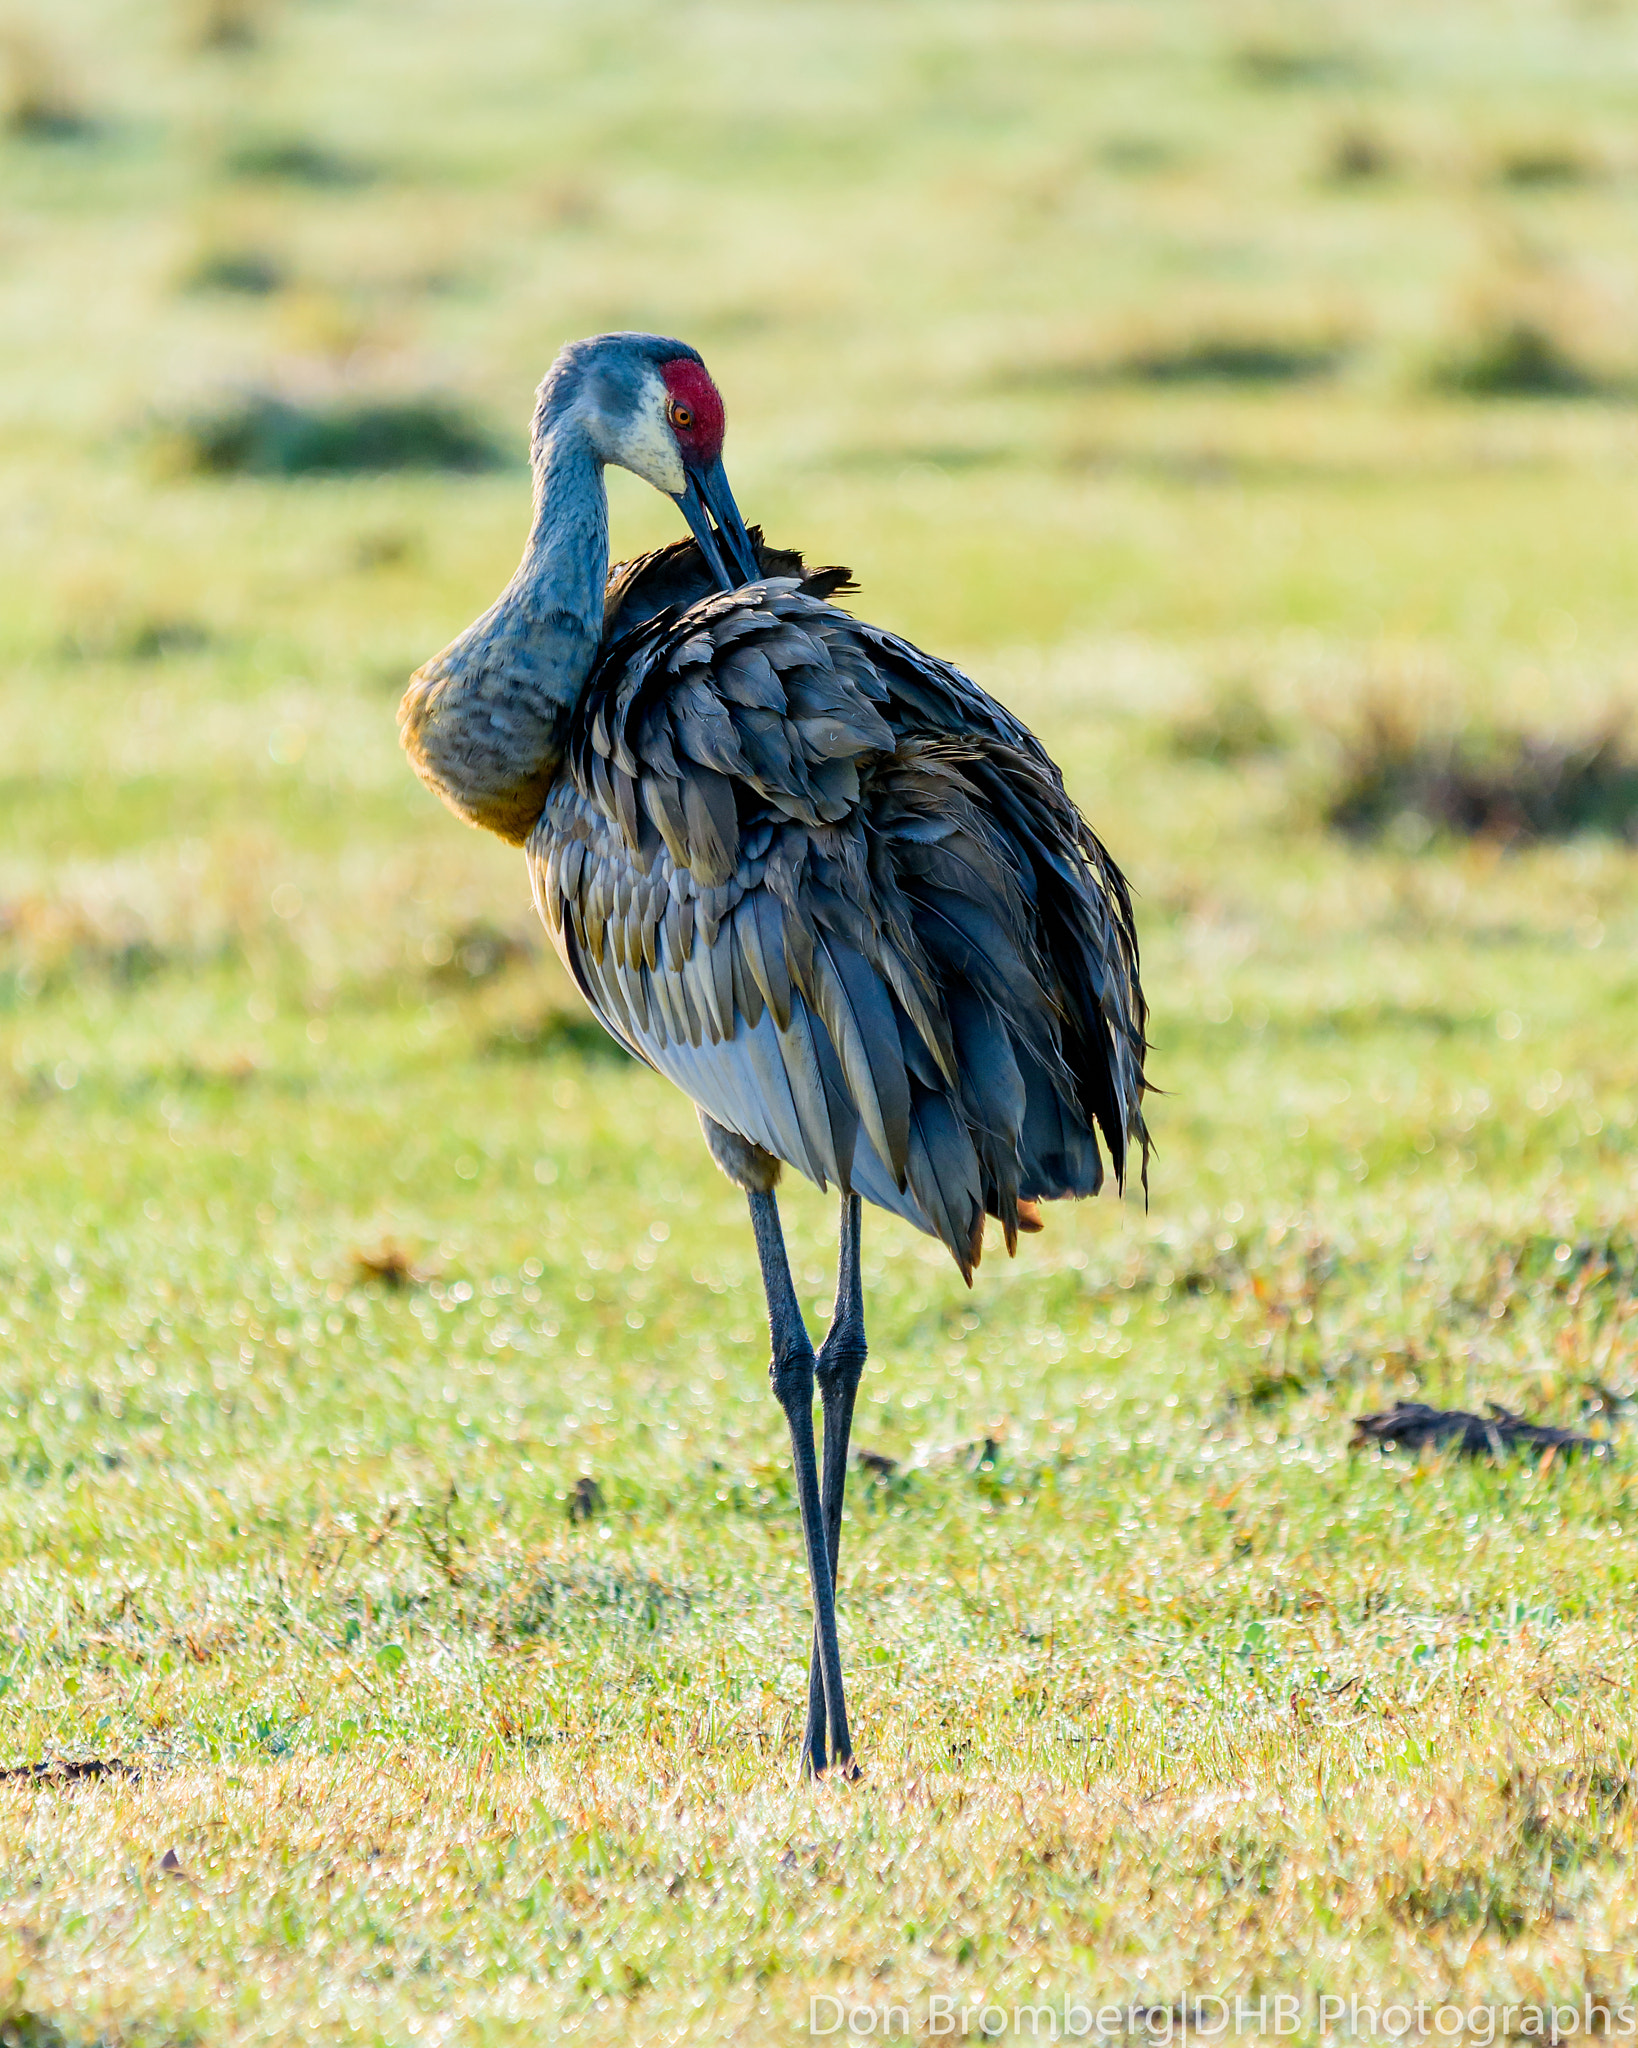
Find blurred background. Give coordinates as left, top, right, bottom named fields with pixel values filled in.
left=2, top=0, right=1636, bottom=1238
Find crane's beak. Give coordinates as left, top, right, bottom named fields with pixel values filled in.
left=675, top=457, right=760, bottom=592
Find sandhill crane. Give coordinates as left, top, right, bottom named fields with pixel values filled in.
left=400, top=333, right=1149, bottom=1776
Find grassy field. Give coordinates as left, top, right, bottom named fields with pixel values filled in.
left=5, top=0, right=1638, bottom=2040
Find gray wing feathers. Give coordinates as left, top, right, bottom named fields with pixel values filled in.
left=529, top=579, right=1149, bottom=1278
left=810, top=934, right=911, bottom=1186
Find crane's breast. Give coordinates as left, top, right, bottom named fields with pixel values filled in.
left=400, top=599, right=595, bottom=846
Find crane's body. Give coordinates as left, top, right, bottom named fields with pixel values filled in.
left=401, top=334, right=1150, bottom=1776
left=529, top=534, right=1146, bottom=1274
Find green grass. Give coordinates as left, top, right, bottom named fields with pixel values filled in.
left=5, top=0, right=1638, bottom=2039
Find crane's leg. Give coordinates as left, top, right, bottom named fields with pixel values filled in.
left=801, top=1194, right=866, bottom=1777
left=746, top=1187, right=853, bottom=1777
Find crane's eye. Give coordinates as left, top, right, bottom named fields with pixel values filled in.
left=668, top=400, right=694, bottom=431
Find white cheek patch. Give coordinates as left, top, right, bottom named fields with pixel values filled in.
left=611, top=374, right=687, bottom=495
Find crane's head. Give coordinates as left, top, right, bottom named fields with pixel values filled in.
left=537, top=332, right=759, bottom=592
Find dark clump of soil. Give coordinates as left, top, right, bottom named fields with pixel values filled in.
left=1352, top=1402, right=1606, bottom=1460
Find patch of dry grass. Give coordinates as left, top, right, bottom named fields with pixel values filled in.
left=3, top=1710, right=1636, bottom=2041
left=0, top=23, right=93, bottom=140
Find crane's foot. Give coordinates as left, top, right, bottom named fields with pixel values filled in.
left=799, top=1643, right=862, bottom=1781
left=796, top=1740, right=862, bottom=1785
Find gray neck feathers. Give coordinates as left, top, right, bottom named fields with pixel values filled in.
left=513, top=411, right=610, bottom=659
left=397, top=400, right=610, bottom=846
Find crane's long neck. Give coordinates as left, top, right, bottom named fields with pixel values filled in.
left=398, top=410, right=611, bottom=847
left=513, top=414, right=610, bottom=654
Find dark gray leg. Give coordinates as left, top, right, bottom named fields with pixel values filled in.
left=746, top=1188, right=853, bottom=1776
left=801, top=1194, right=866, bottom=1777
